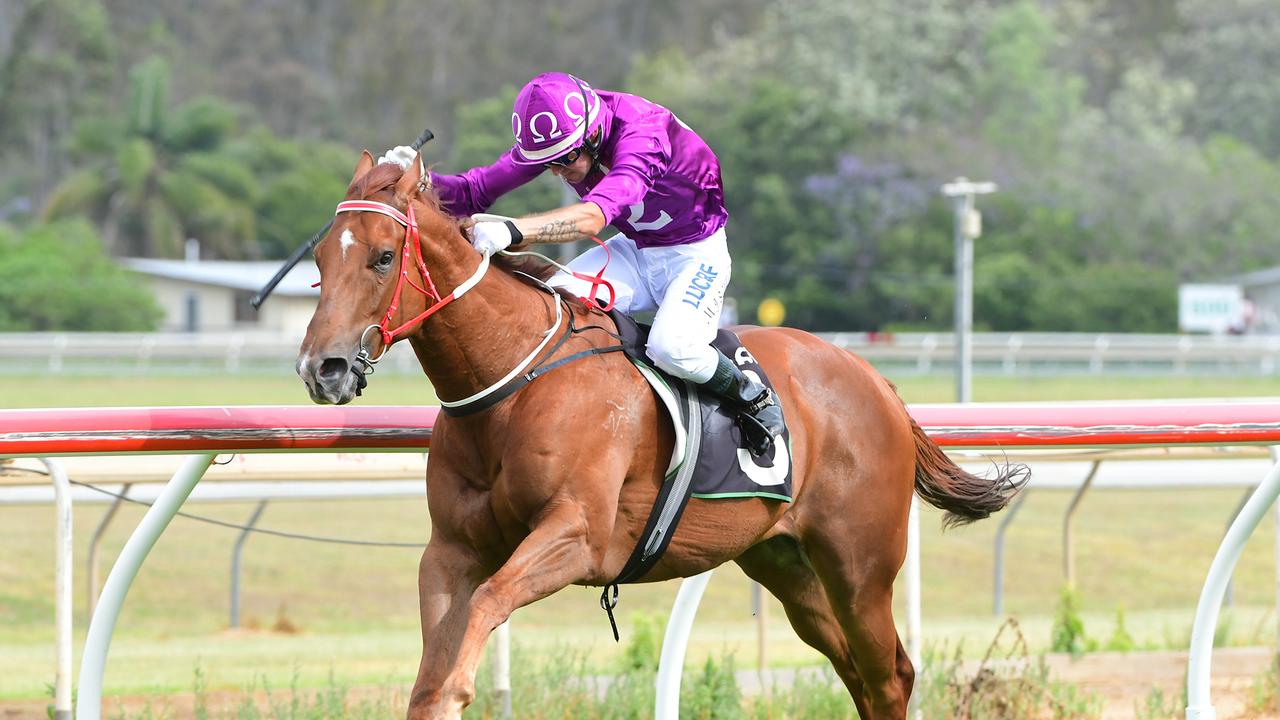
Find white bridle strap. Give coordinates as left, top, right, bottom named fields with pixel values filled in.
left=336, top=200, right=411, bottom=226
left=333, top=201, right=563, bottom=410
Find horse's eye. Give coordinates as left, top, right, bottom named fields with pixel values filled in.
left=377, top=250, right=395, bottom=268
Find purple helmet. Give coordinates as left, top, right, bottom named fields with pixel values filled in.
left=510, top=72, right=602, bottom=166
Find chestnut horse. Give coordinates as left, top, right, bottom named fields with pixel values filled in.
left=297, top=150, right=1026, bottom=720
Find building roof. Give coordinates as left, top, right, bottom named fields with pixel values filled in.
left=1228, top=266, right=1280, bottom=289
left=122, top=258, right=320, bottom=296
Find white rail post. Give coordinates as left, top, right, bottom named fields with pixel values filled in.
left=492, top=620, right=512, bottom=719
left=40, top=458, right=73, bottom=720
left=1186, top=448, right=1280, bottom=720
left=656, top=570, right=714, bottom=719
left=77, top=453, right=216, bottom=720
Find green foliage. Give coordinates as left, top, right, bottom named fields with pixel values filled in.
left=226, top=130, right=353, bottom=259
left=748, top=666, right=854, bottom=719
left=42, top=56, right=260, bottom=259
left=621, top=612, right=665, bottom=671
left=1167, top=0, right=1280, bottom=157
left=1050, top=586, right=1089, bottom=657
left=680, top=654, right=743, bottom=720
left=8, top=0, right=1280, bottom=332
left=976, top=2, right=1086, bottom=164
left=1105, top=607, right=1136, bottom=652
left=1248, top=657, right=1280, bottom=717
left=1047, top=681, right=1104, bottom=720
left=1136, top=684, right=1183, bottom=720
left=127, top=55, right=170, bottom=139
left=0, top=220, right=162, bottom=331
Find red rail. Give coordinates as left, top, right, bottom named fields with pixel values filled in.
left=0, top=400, right=1278, bottom=457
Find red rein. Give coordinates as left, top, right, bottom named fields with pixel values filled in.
left=331, top=199, right=618, bottom=349
left=333, top=200, right=451, bottom=347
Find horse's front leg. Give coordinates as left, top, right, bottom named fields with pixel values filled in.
left=407, top=501, right=599, bottom=720
left=408, top=535, right=484, bottom=719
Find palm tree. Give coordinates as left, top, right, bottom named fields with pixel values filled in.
left=42, top=56, right=259, bottom=259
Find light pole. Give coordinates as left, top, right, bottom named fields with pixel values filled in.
left=941, top=177, right=996, bottom=403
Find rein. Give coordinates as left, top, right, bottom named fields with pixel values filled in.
left=334, top=199, right=491, bottom=372
left=331, top=198, right=623, bottom=413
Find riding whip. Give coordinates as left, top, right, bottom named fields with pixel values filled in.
left=249, top=127, right=435, bottom=309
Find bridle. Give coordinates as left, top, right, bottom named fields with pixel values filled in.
left=332, top=197, right=492, bottom=376
left=330, top=195, right=579, bottom=414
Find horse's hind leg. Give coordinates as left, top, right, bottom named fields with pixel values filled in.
left=802, top=522, right=914, bottom=719
left=735, top=537, right=869, bottom=717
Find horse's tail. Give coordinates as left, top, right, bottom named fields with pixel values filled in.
left=909, top=416, right=1029, bottom=528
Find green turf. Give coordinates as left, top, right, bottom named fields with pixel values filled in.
left=0, top=374, right=440, bottom=408
left=3, top=371, right=1280, bottom=408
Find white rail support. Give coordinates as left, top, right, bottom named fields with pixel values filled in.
left=656, top=569, right=714, bottom=719
left=40, top=458, right=73, bottom=720
left=76, top=453, right=216, bottom=720
left=906, top=495, right=923, bottom=719
left=493, top=621, right=512, bottom=719
left=1185, top=448, right=1280, bottom=720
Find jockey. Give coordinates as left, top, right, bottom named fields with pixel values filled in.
left=379, top=71, right=783, bottom=455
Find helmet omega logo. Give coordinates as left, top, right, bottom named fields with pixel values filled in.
left=563, top=92, right=590, bottom=125
left=528, top=111, right=562, bottom=143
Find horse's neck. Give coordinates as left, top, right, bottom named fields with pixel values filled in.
left=406, top=259, right=556, bottom=405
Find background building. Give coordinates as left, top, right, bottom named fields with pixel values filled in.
left=1230, top=266, right=1280, bottom=334
left=123, top=257, right=319, bottom=335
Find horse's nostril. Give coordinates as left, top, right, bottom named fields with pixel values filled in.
left=318, top=357, right=350, bottom=383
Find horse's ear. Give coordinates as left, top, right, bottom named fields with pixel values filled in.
left=394, top=151, right=427, bottom=201
left=352, top=150, right=376, bottom=183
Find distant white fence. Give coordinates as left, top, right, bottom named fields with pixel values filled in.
left=3, top=330, right=1279, bottom=375
left=820, top=331, right=1280, bottom=375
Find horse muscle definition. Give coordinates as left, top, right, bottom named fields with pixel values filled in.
left=296, top=151, right=1028, bottom=720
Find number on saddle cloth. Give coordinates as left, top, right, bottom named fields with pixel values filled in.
left=605, top=309, right=794, bottom=500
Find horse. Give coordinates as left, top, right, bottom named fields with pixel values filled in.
left=296, top=150, right=1027, bottom=720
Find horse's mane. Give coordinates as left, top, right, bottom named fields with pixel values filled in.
left=352, top=161, right=593, bottom=313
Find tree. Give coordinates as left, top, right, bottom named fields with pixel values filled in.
left=226, top=129, right=356, bottom=259
left=41, top=56, right=258, bottom=258
left=441, top=88, right=563, bottom=220
left=0, top=0, right=115, bottom=205
left=0, top=220, right=162, bottom=331
left=1166, top=0, right=1280, bottom=158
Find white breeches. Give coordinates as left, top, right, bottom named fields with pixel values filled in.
left=548, top=228, right=731, bottom=383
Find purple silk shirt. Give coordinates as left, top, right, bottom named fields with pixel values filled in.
left=430, top=91, right=728, bottom=249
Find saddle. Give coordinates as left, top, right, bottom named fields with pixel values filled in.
left=597, top=309, right=793, bottom=640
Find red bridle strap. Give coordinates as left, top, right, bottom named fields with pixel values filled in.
left=334, top=199, right=480, bottom=348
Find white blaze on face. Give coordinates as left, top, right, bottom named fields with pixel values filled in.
left=339, top=228, right=356, bottom=260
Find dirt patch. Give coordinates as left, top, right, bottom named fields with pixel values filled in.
left=1043, top=647, right=1276, bottom=719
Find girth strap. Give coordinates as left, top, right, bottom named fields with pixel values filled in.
left=599, top=377, right=703, bottom=641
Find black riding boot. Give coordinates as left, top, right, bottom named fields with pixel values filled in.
left=700, top=350, right=785, bottom=457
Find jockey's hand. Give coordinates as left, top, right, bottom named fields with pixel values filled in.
left=377, top=145, right=417, bottom=169
left=468, top=220, right=522, bottom=255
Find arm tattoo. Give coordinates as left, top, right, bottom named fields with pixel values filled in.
left=532, top=219, right=585, bottom=243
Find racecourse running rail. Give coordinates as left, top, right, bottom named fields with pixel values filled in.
left=2, top=400, right=1279, bottom=720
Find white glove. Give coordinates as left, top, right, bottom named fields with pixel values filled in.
left=377, top=145, right=417, bottom=169
left=469, top=220, right=520, bottom=255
